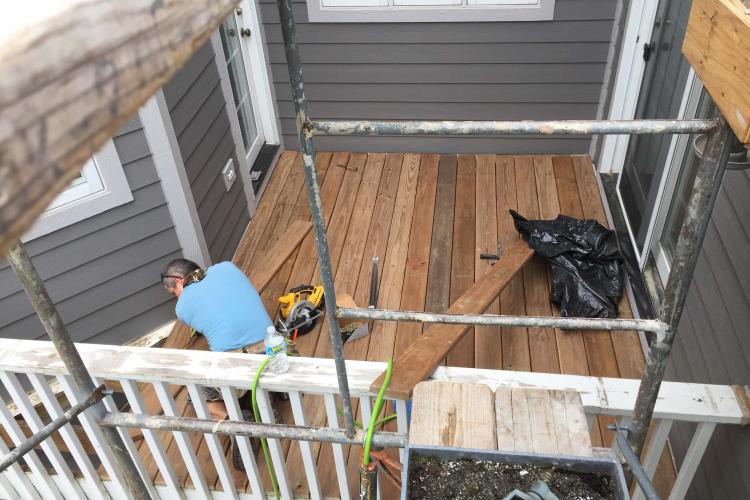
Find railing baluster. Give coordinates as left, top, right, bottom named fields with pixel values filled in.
left=119, top=379, right=184, bottom=499
left=0, top=371, right=84, bottom=499
left=57, top=375, right=131, bottom=500
left=0, top=463, right=19, bottom=499
left=395, top=399, right=409, bottom=465
left=0, top=439, right=41, bottom=499
left=219, top=385, right=264, bottom=499
left=0, top=378, right=62, bottom=499
left=184, top=384, right=239, bottom=500
left=324, top=393, right=350, bottom=500
left=633, top=419, right=673, bottom=500
left=90, top=377, right=159, bottom=500
left=668, top=422, right=715, bottom=500
left=27, top=372, right=109, bottom=500
left=289, top=391, right=321, bottom=500
left=153, top=381, right=211, bottom=498
left=255, top=387, right=293, bottom=499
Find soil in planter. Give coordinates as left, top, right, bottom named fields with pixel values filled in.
left=408, top=455, right=616, bottom=500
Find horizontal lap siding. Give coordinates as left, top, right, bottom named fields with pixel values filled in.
left=666, top=169, right=750, bottom=499
left=260, top=0, right=617, bottom=153
left=163, top=41, right=251, bottom=263
left=0, top=119, right=181, bottom=345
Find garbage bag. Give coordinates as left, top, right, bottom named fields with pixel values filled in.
left=510, top=209, right=623, bottom=318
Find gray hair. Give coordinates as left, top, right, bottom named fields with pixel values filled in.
left=163, top=258, right=200, bottom=288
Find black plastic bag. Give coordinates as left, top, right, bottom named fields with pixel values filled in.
left=510, top=210, right=623, bottom=318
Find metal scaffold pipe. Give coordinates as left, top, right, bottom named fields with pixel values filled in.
left=276, top=0, right=356, bottom=438
left=309, top=119, right=717, bottom=137
left=102, top=412, right=408, bottom=449
left=6, top=242, right=152, bottom=499
left=628, top=114, right=735, bottom=457
left=336, top=307, right=666, bottom=333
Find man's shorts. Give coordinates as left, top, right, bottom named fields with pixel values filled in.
left=200, top=340, right=265, bottom=402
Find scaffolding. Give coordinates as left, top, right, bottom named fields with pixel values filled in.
left=1, top=0, right=739, bottom=497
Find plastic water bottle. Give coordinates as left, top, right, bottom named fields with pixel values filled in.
left=264, top=326, right=289, bottom=374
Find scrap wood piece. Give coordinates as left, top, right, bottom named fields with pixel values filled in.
left=409, top=380, right=496, bottom=449
left=370, top=239, right=534, bottom=399
left=0, top=0, right=242, bottom=256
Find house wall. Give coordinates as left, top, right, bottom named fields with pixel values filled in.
left=0, top=119, right=182, bottom=345
left=665, top=169, right=750, bottom=499
left=163, top=41, right=251, bottom=263
left=259, top=0, right=619, bottom=154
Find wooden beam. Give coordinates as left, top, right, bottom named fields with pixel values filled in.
left=0, top=0, right=241, bottom=256
left=683, top=0, right=750, bottom=144
left=370, top=239, right=535, bottom=400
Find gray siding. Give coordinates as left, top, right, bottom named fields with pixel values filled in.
left=666, top=169, right=750, bottom=499
left=0, top=119, right=182, bottom=345
left=163, top=41, right=251, bottom=263
left=260, top=0, right=619, bottom=154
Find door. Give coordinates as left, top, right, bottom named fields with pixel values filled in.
left=218, top=0, right=280, bottom=194
left=616, top=0, right=694, bottom=262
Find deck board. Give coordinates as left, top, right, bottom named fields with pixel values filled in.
left=133, top=151, right=670, bottom=497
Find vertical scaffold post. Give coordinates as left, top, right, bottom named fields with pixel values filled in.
left=6, top=242, right=151, bottom=499
left=275, top=0, right=356, bottom=438
left=628, top=114, right=734, bottom=457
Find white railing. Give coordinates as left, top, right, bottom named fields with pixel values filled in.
left=0, top=339, right=745, bottom=500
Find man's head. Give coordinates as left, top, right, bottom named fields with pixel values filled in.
left=162, top=258, right=200, bottom=297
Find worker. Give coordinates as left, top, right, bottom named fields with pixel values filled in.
left=161, top=258, right=273, bottom=469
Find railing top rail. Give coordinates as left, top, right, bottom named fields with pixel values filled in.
left=0, top=339, right=744, bottom=425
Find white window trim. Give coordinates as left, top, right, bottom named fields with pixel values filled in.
left=306, top=0, right=553, bottom=22
left=22, top=140, right=133, bottom=241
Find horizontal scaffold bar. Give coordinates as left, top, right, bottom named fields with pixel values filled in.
left=101, top=412, right=407, bottom=449
left=309, top=119, right=716, bottom=137
left=336, top=307, right=666, bottom=333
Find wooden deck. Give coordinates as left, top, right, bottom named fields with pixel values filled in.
left=133, top=151, right=674, bottom=498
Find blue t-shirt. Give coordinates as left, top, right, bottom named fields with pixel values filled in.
left=175, top=262, right=272, bottom=352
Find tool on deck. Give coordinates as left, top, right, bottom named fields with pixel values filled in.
left=343, top=256, right=380, bottom=343
left=480, top=241, right=504, bottom=261
left=277, top=284, right=324, bottom=336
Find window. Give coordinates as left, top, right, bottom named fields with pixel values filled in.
left=306, top=0, right=553, bottom=22
left=23, top=140, right=133, bottom=241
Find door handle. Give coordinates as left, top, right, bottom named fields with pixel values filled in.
left=240, top=28, right=251, bottom=38
left=643, top=42, right=656, bottom=62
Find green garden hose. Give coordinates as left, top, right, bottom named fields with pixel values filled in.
left=252, top=358, right=280, bottom=499
left=363, top=358, right=393, bottom=467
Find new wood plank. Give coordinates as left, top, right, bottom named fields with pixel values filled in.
left=410, top=381, right=496, bottom=449
left=284, top=153, right=365, bottom=498
left=514, top=156, right=556, bottom=373
left=552, top=155, right=619, bottom=447
left=372, top=239, right=535, bottom=400
left=532, top=156, right=584, bottom=375
left=234, top=151, right=297, bottom=269
left=497, top=156, right=531, bottom=372
left=475, top=155, right=502, bottom=369
left=258, top=152, right=333, bottom=316
left=447, top=154, right=476, bottom=368
left=424, top=155, right=457, bottom=318
left=394, top=153, right=439, bottom=354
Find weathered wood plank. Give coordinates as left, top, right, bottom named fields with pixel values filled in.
left=0, top=0, right=242, bottom=255
left=410, top=381, right=496, bottom=449
left=527, top=390, right=558, bottom=454
left=475, top=155, right=502, bottom=369
left=371, top=239, right=534, bottom=400
left=561, top=390, right=593, bottom=456
left=447, top=154, right=476, bottom=368
left=495, top=388, right=515, bottom=451
left=424, top=155, right=457, bottom=319
left=510, top=388, right=533, bottom=452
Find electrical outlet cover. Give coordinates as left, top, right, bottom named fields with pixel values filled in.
left=221, top=158, right=236, bottom=192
